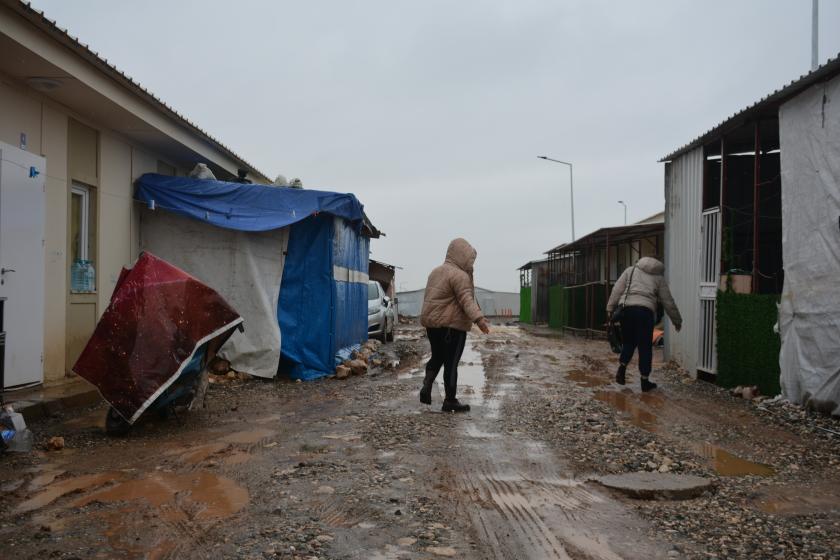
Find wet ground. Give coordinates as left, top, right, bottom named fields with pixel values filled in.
left=2, top=322, right=840, bottom=559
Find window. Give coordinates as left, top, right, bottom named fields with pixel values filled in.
left=70, top=182, right=96, bottom=292
left=368, top=282, right=379, bottom=301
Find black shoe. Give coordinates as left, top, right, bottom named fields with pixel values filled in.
left=419, top=371, right=435, bottom=405
left=442, top=399, right=470, bottom=413
left=615, top=364, right=626, bottom=385
left=641, top=378, right=658, bottom=392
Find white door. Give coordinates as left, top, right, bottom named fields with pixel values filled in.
left=0, top=143, right=46, bottom=388
left=698, top=208, right=721, bottom=374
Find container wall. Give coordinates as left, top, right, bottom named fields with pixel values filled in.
left=664, top=147, right=704, bottom=376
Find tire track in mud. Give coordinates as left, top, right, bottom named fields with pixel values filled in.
left=450, top=330, right=660, bottom=560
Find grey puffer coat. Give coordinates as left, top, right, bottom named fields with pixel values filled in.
left=420, top=238, right=485, bottom=332
left=606, top=257, right=682, bottom=328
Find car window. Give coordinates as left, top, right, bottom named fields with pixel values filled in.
left=368, top=282, right=379, bottom=301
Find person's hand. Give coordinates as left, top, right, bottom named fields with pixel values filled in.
left=477, top=318, right=491, bottom=334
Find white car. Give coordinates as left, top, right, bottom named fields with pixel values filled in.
left=368, top=280, right=395, bottom=342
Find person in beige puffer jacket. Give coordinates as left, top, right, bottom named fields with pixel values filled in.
left=419, top=238, right=490, bottom=412
left=606, top=257, right=682, bottom=392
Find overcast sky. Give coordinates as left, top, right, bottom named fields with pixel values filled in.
left=31, top=0, right=840, bottom=291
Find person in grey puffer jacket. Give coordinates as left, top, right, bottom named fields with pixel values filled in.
left=606, top=257, right=682, bottom=392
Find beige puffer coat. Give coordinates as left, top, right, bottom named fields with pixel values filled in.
left=606, top=257, right=682, bottom=328
left=420, top=238, right=485, bottom=332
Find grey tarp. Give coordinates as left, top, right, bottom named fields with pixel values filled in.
left=139, top=208, right=288, bottom=378
left=778, top=74, right=840, bottom=415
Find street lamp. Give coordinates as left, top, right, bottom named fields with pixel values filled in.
left=618, top=200, right=627, bottom=225
left=537, top=156, right=575, bottom=241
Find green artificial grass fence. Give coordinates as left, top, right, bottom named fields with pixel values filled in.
left=716, top=291, right=781, bottom=396
left=519, top=287, right=532, bottom=324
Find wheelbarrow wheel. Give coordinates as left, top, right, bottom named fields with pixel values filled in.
left=105, top=407, right=132, bottom=437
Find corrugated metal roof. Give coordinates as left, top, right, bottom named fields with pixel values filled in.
left=545, top=222, right=664, bottom=254
left=517, top=258, right=549, bottom=271
left=9, top=0, right=271, bottom=182
left=661, top=52, right=840, bottom=162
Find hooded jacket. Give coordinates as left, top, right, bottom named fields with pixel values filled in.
left=420, top=238, right=485, bottom=332
left=606, top=257, right=682, bottom=328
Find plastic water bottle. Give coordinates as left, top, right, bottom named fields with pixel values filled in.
left=84, top=260, right=95, bottom=292
left=71, top=260, right=85, bottom=292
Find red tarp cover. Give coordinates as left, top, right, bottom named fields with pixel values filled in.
left=73, top=253, right=242, bottom=423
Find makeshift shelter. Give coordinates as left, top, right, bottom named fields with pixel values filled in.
left=661, top=53, right=840, bottom=407
left=135, top=173, right=376, bottom=381
left=544, top=218, right=664, bottom=334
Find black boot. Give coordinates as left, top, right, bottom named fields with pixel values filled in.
left=615, top=364, right=626, bottom=385
left=442, top=399, right=470, bottom=413
left=419, top=370, right=436, bottom=405
left=641, top=377, right=658, bottom=392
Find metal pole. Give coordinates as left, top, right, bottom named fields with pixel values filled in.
left=538, top=156, right=577, bottom=241
left=812, top=0, right=819, bottom=71
left=618, top=201, right=627, bottom=225
left=752, top=123, right=761, bottom=292
left=568, top=164, right=576, bottom=241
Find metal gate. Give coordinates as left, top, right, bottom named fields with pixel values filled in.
left=698, top=208, right=721, bottom=373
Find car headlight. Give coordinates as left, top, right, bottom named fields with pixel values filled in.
left=368, top=308, right=378, bottom=315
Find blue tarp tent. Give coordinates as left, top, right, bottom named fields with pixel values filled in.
left=135, top=173, right=374, bottom=380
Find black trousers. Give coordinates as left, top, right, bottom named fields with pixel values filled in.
left=619, top=306, right=655, bottom=377
left=426, top=327, right=467, bottom=401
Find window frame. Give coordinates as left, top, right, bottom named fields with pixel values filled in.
left=71, top=183, right=91, bottom=262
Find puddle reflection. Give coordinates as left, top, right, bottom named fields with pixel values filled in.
left=693, top=442, right=774, bottom=477
left=593, top=390, right=661, bottom=432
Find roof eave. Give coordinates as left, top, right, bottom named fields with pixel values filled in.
left=660, top=51, right=840, bottom=163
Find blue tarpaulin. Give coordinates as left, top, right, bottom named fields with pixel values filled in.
left=135, top=173, right=365, bottom=232
left=134, top=174, right=371, bottom=381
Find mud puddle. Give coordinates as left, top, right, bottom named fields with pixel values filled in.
left=592, top=388, right=774, bottom=477
left=71, top=471, right=249, bottom=521
left=692, top=442, right=774, bottom=477
left=15, top=472, right=117, bottom=513
left=593, top=389, right=662, bottom=432
left=567, top=369, right=612, bottom=388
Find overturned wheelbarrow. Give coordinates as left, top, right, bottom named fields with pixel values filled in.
left=73, top=252, right=243, bottom=436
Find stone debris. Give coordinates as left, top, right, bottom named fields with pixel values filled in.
left=46, top=436, right=65, bottom=451
left=335, top=365, right=351, bottom=379
left=348, top=359, right=368, bottom=376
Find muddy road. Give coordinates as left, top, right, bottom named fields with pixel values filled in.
left=2, top=323, right=840, bottom=559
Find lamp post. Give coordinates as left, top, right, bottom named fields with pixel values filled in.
left=537, top=156, right=575, bottom=241
left=618, top=200, right=627, bottom=225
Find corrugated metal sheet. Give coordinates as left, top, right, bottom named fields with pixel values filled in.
left=664, top=147, right=704, bottom=375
